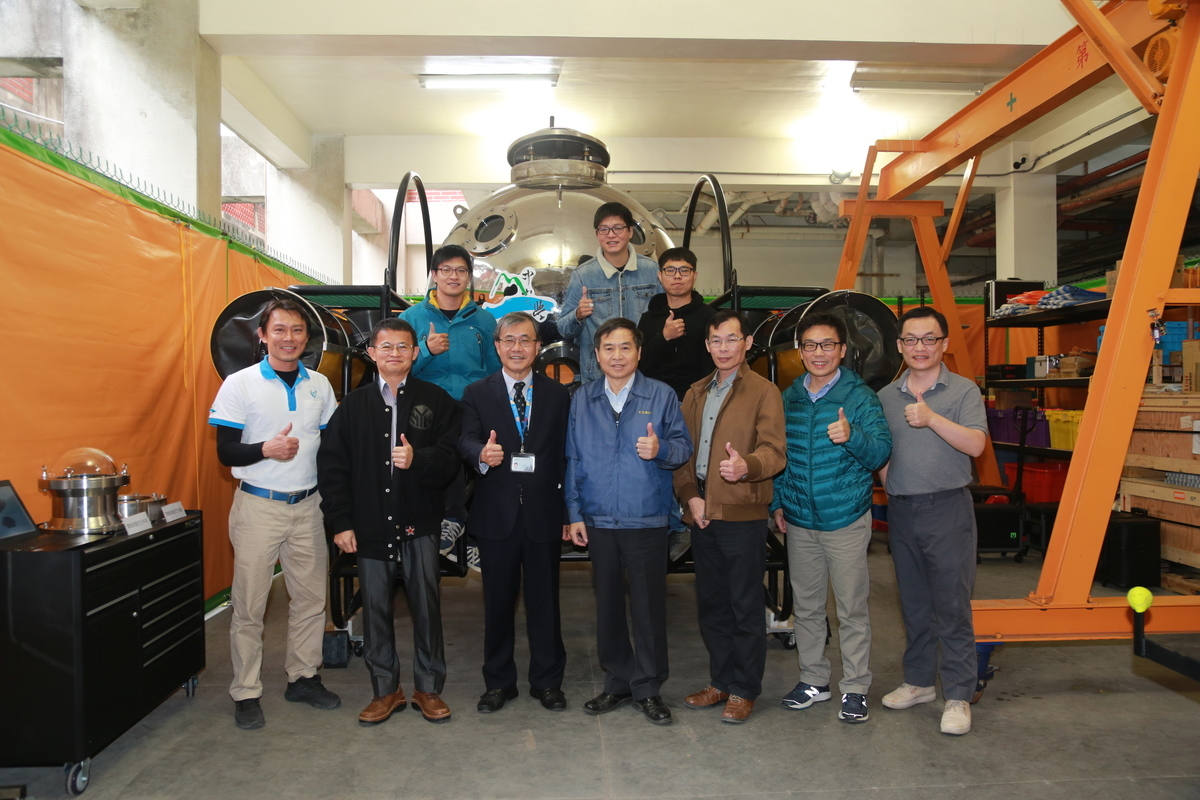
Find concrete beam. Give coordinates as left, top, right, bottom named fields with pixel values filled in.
left=73, top=0, right=142, bottom=9
left=200, top=0, right=1070, bottom=59
left=221, top=55, right=310, bottom=168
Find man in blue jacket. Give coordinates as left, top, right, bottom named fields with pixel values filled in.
left=565, top=317, right=692, bottom=725
left=557, top=202, right=659, bottom=384
left=401, top=245, right=501, bottom=557
left=771, top=313, right=891, bottom=725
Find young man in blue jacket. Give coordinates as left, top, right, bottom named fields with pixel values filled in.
left=400, top=245, right=501, bottom=556
left=565, top=317, right=692, bottom=725
left=557, top=202, right=659, bottom=384
left=771, top=313, right=892, bottom=725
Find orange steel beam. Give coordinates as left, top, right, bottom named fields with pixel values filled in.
left=940, top=157, right=979, bottom=265
left=838, top=200, right=946, bottom=218
left=974, top=596, right=1200, bottom=643
left=1059, top=0, right=1166, bottom=114
left=877, top=2, right=1168, bottom=201
left=973, top=2, right=1200, bottom=637
left=832, top=145, right=879, bottom=291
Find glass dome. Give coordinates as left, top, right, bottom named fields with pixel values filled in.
left=51, top=447, right=118, bottom=477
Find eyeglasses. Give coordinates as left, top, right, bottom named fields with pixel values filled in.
left=801, top=341, right=843, bottom=352
left=497, top=336, right=537, bottom=347
left=660, top=266, right=695, bottom=277
left=435, top=266, right=470, bottom=277
left=899, top=335, right=947, bottom=347
left=596, top=225, right=630, bottom=235
left=371, top=342, right=413, bottom=354
left=707, top=335, right=745, bottom=348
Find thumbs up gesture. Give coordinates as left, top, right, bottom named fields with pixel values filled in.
left=718, top=441, right=748, bottom=482
left=636, top=422, right=659, bottom=461
left=262, top=422, right=300, bottom=461
left=392, top=433, right=415, bottom=470
left=426, top=321, right=450, bottom=355
left=827, top=407, right=852, bottom=444
left=904, top=388, right=934, bottom=428
left=480, top=429, right=504, bottom=468
left=663, top=309, right=686, bottom=341
left=576, top=286, right=595, bottom=320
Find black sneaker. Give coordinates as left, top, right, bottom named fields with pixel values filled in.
left=234, top=698, right=265, bottom=729
left=838, top=692, right=869, bottom=723
left=284, top=674, right=341, bottom=709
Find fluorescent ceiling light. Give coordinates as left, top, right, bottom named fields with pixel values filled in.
left=419, top=74, right=558, bottom=90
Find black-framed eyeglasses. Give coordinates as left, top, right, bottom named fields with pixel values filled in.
left=596, top=225, right=630, bottom=235
left=899, top=335, right=947, bottom=347
left=436, top=266, right=470, bottom=277
left=800, top=341, right=843, bottom=352
left=371, top=342, right=413, bottom=354
left=660, top=266, right=695, bottom=277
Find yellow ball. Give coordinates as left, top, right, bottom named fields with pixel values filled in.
left=1127, top=586, right=1154, bottom=614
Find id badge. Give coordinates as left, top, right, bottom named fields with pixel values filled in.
left=510, top=453, right=536, bottom=473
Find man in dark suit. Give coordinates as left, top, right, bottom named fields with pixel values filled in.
left=459, top=311, right=570, bottom=713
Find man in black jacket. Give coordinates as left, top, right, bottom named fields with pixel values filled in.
left=636, top=246, right=716, bottom=559
left=318, top=318, right=462, bottom=725
left=459, top=312, right=570, bottom=714
left=636, top=247, right=716, bottom=401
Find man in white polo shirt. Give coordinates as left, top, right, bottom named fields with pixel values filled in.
left=209, top=298, right=341, bottom=730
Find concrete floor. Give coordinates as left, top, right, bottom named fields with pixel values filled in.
left=3, top=544, right=1199, bottom=799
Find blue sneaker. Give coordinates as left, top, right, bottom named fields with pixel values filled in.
left=781, top=681, right=831, bottom=710
left=838, top=692, right=869, bottom=723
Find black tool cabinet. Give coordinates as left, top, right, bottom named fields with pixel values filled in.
left=0, top=513, right=205, bottom=795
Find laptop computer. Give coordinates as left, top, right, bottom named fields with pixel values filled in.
left=0, top=480, right=38, bottom=544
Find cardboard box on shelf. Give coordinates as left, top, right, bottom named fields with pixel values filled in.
left=1106, top=269, right=1118, bottom=297
left=1185, top=340, right=1200, bottom=393
left=1114, top=256, right=1187, bottom=289
left=1151, top=350, right=1165, bottom=366
left=1059, top=354, right=1096, bottom=377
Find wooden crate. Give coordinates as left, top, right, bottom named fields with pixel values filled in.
left=1128, top=407, right=1200, bottom=463
left=1119, top=478, right=1200, bottom=568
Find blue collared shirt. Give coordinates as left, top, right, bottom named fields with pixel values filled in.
left=804, top=368, right=842, bottom=402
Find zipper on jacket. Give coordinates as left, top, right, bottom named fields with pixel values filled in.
left=476, top=331, right=484, bottom=366
left=618, top=270, right=624, bottom=318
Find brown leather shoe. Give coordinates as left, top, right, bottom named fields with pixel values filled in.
left=412, top=691, right=452, bottom=723
left=683, top=685, right=730, bottom=709
left=358, top=689, right=406, bottom=724
left=721, top=695, right=754, bottom=724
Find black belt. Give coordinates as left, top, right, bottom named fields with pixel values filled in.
left=241, top=482, right=318, bottom=504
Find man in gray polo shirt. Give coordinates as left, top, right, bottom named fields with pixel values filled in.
left=876, top=306, right=986, bottom=736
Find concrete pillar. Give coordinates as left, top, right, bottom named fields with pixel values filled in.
left=60, top=0, right=221, bottom=218
left=994, top=146, right=1058, bottom=286
left=265, top=135, right=350, bottom=285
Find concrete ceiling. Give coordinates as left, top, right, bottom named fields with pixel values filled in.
left=203, top=0, right=1108, bottom=193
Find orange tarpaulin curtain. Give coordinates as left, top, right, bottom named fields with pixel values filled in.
left=0, top=141, right=312, bottom=599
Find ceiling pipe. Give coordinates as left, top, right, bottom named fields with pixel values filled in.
left=725, top=191, right=792, bottom=227
left=1057, top=148, right=1150, bottom=195
left=1058, top=167, right=1146, bottom=213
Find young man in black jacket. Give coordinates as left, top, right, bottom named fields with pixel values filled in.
left=636, top=246, right=715, bottom=558
left=636, top=247, right=716, bottom=401
left=318, top=318, right=462, bottom=725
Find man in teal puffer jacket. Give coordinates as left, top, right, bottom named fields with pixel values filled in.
left=771, top=313, right=891, bottom=725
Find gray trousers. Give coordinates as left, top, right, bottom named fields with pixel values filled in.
left=785, top=511, right=873, bottom=695
left=359, top=535, right=446, bottom=697
left=887, top=487, right=977, bottom=702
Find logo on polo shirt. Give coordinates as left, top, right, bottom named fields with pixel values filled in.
left=409, top=404, right=434, bottom=431
left=310, top=389, right=317, bottom=398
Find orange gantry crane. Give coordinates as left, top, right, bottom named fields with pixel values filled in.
left=835, top=0, right=1200, bottom=642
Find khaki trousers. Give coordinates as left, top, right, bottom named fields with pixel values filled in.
left=228, top=489, right=328, bottom=701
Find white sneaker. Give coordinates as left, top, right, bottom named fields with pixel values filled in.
left=940, top=699, right=971, bottom=735
left=882, top=683, right=937, bottom=710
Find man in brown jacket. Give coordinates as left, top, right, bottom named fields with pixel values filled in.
left=673, top=309, right=786, bottom=724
